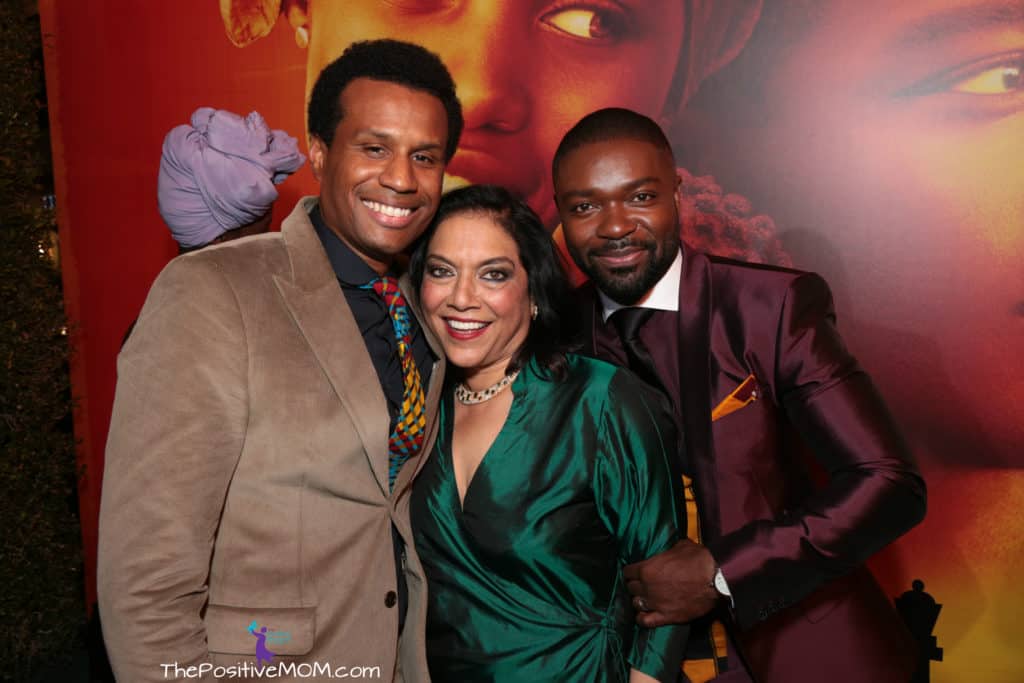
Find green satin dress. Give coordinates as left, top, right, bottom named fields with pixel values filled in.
left=411, top=354, right=687, bottom=682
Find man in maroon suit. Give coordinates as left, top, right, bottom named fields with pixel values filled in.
left=553, top=108, right=927, bottom=683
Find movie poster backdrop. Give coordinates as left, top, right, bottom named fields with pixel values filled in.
left=39, top=2, right=1022, bottom=680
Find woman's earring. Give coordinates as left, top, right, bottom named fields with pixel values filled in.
left=294, top=25, right=309, bottom=49
left=530, top=304, right=538, bottom=320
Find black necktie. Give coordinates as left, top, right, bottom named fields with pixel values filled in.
left=613, top=306, right=728, bottom=674
left=610, top=307, right=663, bottom=392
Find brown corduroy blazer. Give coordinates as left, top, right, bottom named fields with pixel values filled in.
left=98, top=197, right=444, bottom=682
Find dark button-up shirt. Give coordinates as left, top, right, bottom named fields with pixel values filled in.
left=311, top=205, right=433, bottom=424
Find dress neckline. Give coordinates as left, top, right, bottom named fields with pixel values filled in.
left=443, top=361, right=534, bottom=511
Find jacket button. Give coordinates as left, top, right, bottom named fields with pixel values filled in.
left=385, top=591, right=397, bottom=608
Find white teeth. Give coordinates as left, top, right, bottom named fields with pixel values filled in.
left=363, top=199, right=412, bottom=217
left=448, top=320, right=487, bottom=331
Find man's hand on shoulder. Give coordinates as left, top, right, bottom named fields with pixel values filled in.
left=623, top=538, right=720, bottom=627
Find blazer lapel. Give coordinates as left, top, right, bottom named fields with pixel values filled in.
left=273, top=198, right=390, bottom=495
left=578, top=281, right=600, bottom=356
left=677, top=248, right=721, bottom=540
left=391, top=275, right=446, bottom=497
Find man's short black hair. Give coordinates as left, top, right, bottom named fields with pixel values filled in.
left=552, top=108, right=674, bottom=181
left=307, top=39, right=463, bottom=161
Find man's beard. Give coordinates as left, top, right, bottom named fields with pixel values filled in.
left=576, top=235, right=678, bottom=305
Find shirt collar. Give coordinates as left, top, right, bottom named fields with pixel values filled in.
left=599, top=249, right=682, bottom=322
left=310, top=204, right=384, bottom=286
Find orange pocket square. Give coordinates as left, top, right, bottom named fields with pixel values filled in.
left=711, top=374, right=759, bottom=422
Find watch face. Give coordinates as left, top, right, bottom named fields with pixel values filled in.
left=714, top=568, right=731, bottom=597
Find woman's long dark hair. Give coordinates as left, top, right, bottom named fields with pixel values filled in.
left=409, top=184, right=578, bottom=380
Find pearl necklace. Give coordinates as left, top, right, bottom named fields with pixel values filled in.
left=454, top=369, right=520, bottom=405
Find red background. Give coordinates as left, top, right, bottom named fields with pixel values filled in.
left=39, top=2, right=1023, bottom=680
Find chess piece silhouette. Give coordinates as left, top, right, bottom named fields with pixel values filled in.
left=896, top=579, right=943, bottom=683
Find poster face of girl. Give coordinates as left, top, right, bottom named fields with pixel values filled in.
left=297, top=0, right=688, bottom=231
left=40, top=1, right=1020, bottom=680
left=684, top=0, right=1023, bottom=468
left=679, top=1, right=1024, bottom=678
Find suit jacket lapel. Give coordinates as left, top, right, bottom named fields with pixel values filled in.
left=273, top=197, right=390, bottom=495
left=579, top=260, right=719, bottom=538
left=677, top=248, right=721, bottom=540
left=578, top=281, right=600, bottom=356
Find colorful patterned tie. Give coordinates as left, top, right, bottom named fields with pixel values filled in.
left=365, top=276, right=427, bottom=491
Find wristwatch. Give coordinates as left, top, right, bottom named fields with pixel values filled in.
left=712, top=567, right=733, bottom=607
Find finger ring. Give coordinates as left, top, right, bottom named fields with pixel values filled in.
left=633, top=596, right=651, bottom=612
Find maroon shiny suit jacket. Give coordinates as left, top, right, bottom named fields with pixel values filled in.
left=579, top=248, right=926, bottom=683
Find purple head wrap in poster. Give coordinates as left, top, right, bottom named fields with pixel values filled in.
left=157, top=107, right=304, bottom=248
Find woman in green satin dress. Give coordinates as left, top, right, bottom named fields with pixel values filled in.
left=409, top=185, right=687, bottom=682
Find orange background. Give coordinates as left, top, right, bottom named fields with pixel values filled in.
left=39, top=2, right=1022, bottom=681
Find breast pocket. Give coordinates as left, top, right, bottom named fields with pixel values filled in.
left=711, top=374, right=760, bottom=422
left=205, top=604, right=315, bottom=656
